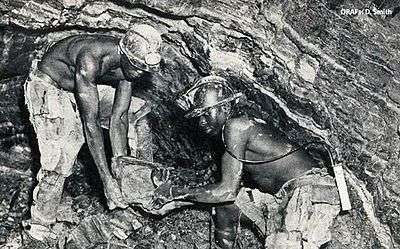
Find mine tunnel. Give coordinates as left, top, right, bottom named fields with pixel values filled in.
left=1, top=0, right=400, bottom=248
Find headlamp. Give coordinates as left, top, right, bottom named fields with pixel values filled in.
left=119, top=39, right=161, bottom=72
left=185, top=92, right=243, bottom=118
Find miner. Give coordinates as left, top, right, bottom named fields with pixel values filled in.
left=151, top=76, right=341, bottom=248
left=24, top=24, right=162, bottom=240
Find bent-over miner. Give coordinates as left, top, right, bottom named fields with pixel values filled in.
left=150, top=76, right=341, bottom=249
left=24, top=24, right=162, bottom=240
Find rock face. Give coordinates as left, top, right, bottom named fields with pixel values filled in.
left=1, top=0, right=400, bottom=248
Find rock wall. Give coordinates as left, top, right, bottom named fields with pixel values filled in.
left=1, top=0, right=400, bottom=248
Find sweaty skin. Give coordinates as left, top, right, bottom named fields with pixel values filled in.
left=187, top=114, right=315, bottom=249
left=153, top=105, right=315, bottom=204
left=38, top=34, right=146, bottom=209
left=151, top=88, right=317, bottom=248
left=180, top=115, right=315, bottom=202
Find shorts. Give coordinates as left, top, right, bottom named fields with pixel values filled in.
left=24, top=59, right=146, bottom=176
left=235, top=168, right=341, bottom=249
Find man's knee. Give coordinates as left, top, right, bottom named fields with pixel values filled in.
left=128, top=100, right=151, bottom=126
left=37, top=144, right=83, bottom=177
left=213, top=205, right=242, bottom=248
left=214, top=205, right=241, bottom=229
left=215, top=228, right=238, bottom=249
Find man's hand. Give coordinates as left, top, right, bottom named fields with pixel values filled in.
left=104, top=178, right=128, bottom=210
left=75, top=55, right=128, bottom=211
left=149, top=182, right=188, bottom=210
left=145, top=201, right=193, bottom=216
left=150, top=182, right=175, bottom=210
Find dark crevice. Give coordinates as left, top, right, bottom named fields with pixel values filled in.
left=1, top=23, right=127, bottom=35
left=1, top=0, right=399, bottom=247
left=1, top=0, right=203, bottom=36
left=8, top=188, right=21, bottom=212
left=114, top=1, right=193, bottom=20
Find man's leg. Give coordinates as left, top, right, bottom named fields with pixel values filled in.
left=25, top=76, right=84, bottom=239
left=30, top=135, right=84, bottom=226
left=213, top=204, right=242, bottom=249
left=265, top=178, right=340, bottom=249
left=29, top=146, right=83, bottom=241
left=30, top=170, right=66, bottom=226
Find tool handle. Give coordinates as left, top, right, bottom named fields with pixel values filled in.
left=333, top=164, right=352, bottom=211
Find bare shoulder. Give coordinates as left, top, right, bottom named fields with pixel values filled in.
left=223, top=116, right=254, bottom=144
left=51, top=34, right=117, bottom=49
left=225, top=116, right=254, bottom=133
left=43, top=34, right=117, bottom=60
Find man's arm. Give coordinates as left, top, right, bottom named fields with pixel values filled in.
left=180, top=152, right=243, bottom=203
left=75, top=53, right=126, bottom=208
left=110, top=80, right=132, bottom=157
left=152, top=119, right=250, bottom=207
left=185, top=119, right=248, bottom=203
left=75, top=54, right=109, bottom=178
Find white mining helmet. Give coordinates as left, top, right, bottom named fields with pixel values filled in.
left=119, top=23, right=162, bottom=72
left=183, top=76, right=243, bottom=118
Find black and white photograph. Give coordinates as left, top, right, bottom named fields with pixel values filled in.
left=0, top=0, right=399, bottom=248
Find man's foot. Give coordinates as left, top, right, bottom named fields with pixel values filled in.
left=104, top=179, right=128, bottom=210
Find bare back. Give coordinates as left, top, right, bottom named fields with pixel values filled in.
left=226, top=117, right=316, bottom=194
left=38, top=34, right=123, bottom=91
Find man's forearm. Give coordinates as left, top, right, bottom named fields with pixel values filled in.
left=174, top=184, right=236, bottom=204
left=84, top=120, right=112, bottom=179
left=110, top=114, right=129, bottom=157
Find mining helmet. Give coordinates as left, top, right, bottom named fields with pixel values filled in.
left=185, top=76, right=243, bottom=118
left=119, top=24, right=162, bottom=72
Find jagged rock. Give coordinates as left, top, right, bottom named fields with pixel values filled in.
left=111, top=156, right=215, bottom=211
left=0, top=0, right=400, bottom=248
left=0, top=173, right=33, bottom=244
left=66, top=209, right=142, bottom=248
left=111, top=157, right=157, bottom=206
left=0, top=31, right=40, bottom=79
